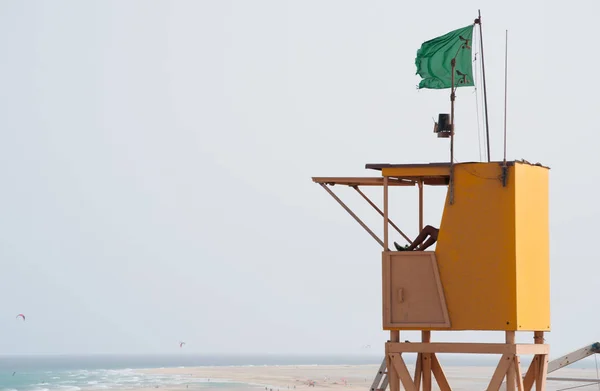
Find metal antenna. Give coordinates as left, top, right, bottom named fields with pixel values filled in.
left=476, top=10, right=491, bottom=162
left=500, top=29, right=509, bottom=187
left=503, top=30, right=508, bottom=165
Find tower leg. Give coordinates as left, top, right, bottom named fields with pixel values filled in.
left=523, top=332, right=548, bottom=391
left=535, top=331, right=547, bottom=391
left=506, top=331, right=516, bottom=391
left=388, top=331, right=400, bottom=391
left=422, top=331, right=432, bottom=391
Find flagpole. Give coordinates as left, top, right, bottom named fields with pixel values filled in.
left=449, top=58, right=456, bottom=204
left=450, top=60, right=455, bottom=165
left=475, top=10, right=491, bottom=162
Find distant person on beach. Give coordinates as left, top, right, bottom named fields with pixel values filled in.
left=394, top=225, right=439, bottom=251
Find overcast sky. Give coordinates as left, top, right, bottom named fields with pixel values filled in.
left=0, top=1, right=598, bottom=358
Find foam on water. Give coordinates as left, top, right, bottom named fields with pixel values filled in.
left=0, top=367, right=258, bottom=391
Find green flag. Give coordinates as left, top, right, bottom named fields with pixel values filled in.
left=415, top=25, right=474, bottom=89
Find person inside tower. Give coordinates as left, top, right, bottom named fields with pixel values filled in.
left=394, top=225, right=439, bottom=251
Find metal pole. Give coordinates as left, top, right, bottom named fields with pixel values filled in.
left=500, top=29, right=509, bottom=187
left=476, top=10, right=491, bottom=162
left=449, top=59, right=456, bottom=205
left=450, top=59, right=455, bottom=166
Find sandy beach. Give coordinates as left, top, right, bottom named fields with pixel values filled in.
left=136, top=363, right=600, bottom=391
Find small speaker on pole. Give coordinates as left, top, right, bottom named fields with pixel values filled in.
left=434, top=113, right=452, bottom=138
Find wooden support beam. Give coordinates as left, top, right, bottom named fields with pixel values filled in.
left=487, top=354, right=514, bottom=391
left=380, top=165, right=451, bottom=178
left=431, top=354, right=451, bottom=391
left=390, top=354, right=417, bottom=391
left=514, top=355, right=525, bottom=391
left=386, top=342, right=548, bottom=355
left=312, top=177, right=414, bottom=186
left=536, top=354, right=548, bottom=391
left=375, top=335, right=548, bottom=391
left=318, top=183, right=386, bottom=249
left=516, top=345, right=550, bottom=355
left=523, top=355, right=538, bottom=391
left=414, top=353, right=422, bottom=390
left=352, top=185, right=413, bottom=244
left=533, top=355, right=539, bottom=391
left=386, top=354, right=398, bottom=391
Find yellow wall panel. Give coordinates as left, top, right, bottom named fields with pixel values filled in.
left=515, top=164, right=551, bottom=330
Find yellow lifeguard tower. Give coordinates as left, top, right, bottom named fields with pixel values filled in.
left=311, top=14, right=554, bottom=390
left=312, top=160, right=550, bottom=390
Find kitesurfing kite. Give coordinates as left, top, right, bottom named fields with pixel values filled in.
left=179, top=341, right=186, bottom=348
left=16, top=314, right=25, bottom=321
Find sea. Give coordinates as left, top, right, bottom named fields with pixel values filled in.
left=0, top=355, right=384, bottom=391
left=0, top=354, right=596, bottom=391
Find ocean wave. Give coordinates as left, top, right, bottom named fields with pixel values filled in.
left=5, top=368, right=255, bottom=391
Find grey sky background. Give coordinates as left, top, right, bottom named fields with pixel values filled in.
left=0, top=1, right=597, bottom=357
